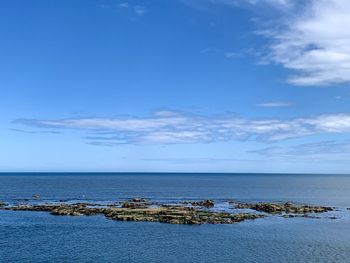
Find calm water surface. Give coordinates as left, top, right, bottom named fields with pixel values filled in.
left=1, top=173, right=350, bottom=262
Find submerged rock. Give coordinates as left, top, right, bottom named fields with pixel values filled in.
left=32, top=195, right=40, bottom=200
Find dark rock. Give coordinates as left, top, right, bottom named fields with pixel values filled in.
left=283, top=214, right=296, bottom=218
left=182, top=200, right=215, bottom=208
left=121, top=202, right=148, bottom=209
left=106, top=203, right=118, bottom=207
left=233, top=202, right=332, bottom=214
left=121, top=198, right=150, bottom=209
left=131, top=198, right=148, bottom=203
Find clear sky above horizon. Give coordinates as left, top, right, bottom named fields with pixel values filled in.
left=1, top=0, right=350, bottom=173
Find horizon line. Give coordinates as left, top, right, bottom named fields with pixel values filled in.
left=0, top=171, right=349, bottom=176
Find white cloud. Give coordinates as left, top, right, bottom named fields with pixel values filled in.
left=186, top=0, right=350, bottom=85
left=266, top=0, right=350, bottom=86
left=14, top=111, right=350, bottom=145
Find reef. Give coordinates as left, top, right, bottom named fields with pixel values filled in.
left=0, top=199, right=334, bottom=225
left=1, top=201, right=261, bottom=225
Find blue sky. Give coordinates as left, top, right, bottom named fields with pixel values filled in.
left=1, top=0, right=350, bottom=173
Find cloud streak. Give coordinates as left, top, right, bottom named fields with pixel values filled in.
left=13, top=111, right=350, bottom=145
left=251, top=140, right=350, bottom=157
left=182, top=0, right=293, bottom=14
left=188, top=0, right=293, bottom=8
left=10, top=128, right=62, bottom=135
left=256, top=102, right=291, bottom=107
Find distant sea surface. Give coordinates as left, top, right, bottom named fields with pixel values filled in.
left=1, top=173, right=350, bottom=262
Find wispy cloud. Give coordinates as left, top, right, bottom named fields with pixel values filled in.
left=10, top=128, right=62, bottom=135
left=13, top=110, right=350, bottom=145
left=202, top=48, right=247, bottom=60
left=224, top=52, right=241, bottom=58
left=186, top=0, right=293, bottom=8
left=142, top=157, right=263, bottom=164
left=256, top=101, right=292, bottom=107
left=118, top=2, right=129, bottom=8
left=104, top=2, right=147, bottom=17
left=263, top=0, right=350, bottom=86
left=245, top=0, right=293, bottom=8
left=251, top=140, right=350, bottom=157
left=134, top=5, right=147, bottom=16
left=182, top=0, right=293, bottom=14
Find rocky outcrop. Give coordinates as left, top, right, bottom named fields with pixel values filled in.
left=0, top=201, right=7, bottom=207
left=105, top=206, right=262, bottom=224
left=182, top=200, right=215, bottom=208
left=121, top=198, right=150, bottom=209
left=1, top=199, right=334, bottom=225
left=1, top=201, right=262, bottom=225
left=231, top=201, right=333, bottom=214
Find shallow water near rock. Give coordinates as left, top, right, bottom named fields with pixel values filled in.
left=1, top=173, right=350, bottom=262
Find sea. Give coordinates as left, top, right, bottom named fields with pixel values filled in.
left=1, top=173, right=350, bottom=263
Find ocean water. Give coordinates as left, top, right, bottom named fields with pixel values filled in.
left=1, top=173, right=350, bottom=262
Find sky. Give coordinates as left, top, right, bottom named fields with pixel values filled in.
left=1, top=0, right=350, bottom=173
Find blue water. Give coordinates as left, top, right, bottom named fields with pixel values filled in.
left=1, top=173, right=350, bottom=262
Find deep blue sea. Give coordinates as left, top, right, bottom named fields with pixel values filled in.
left=1, top=173, right=350, bottom=262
